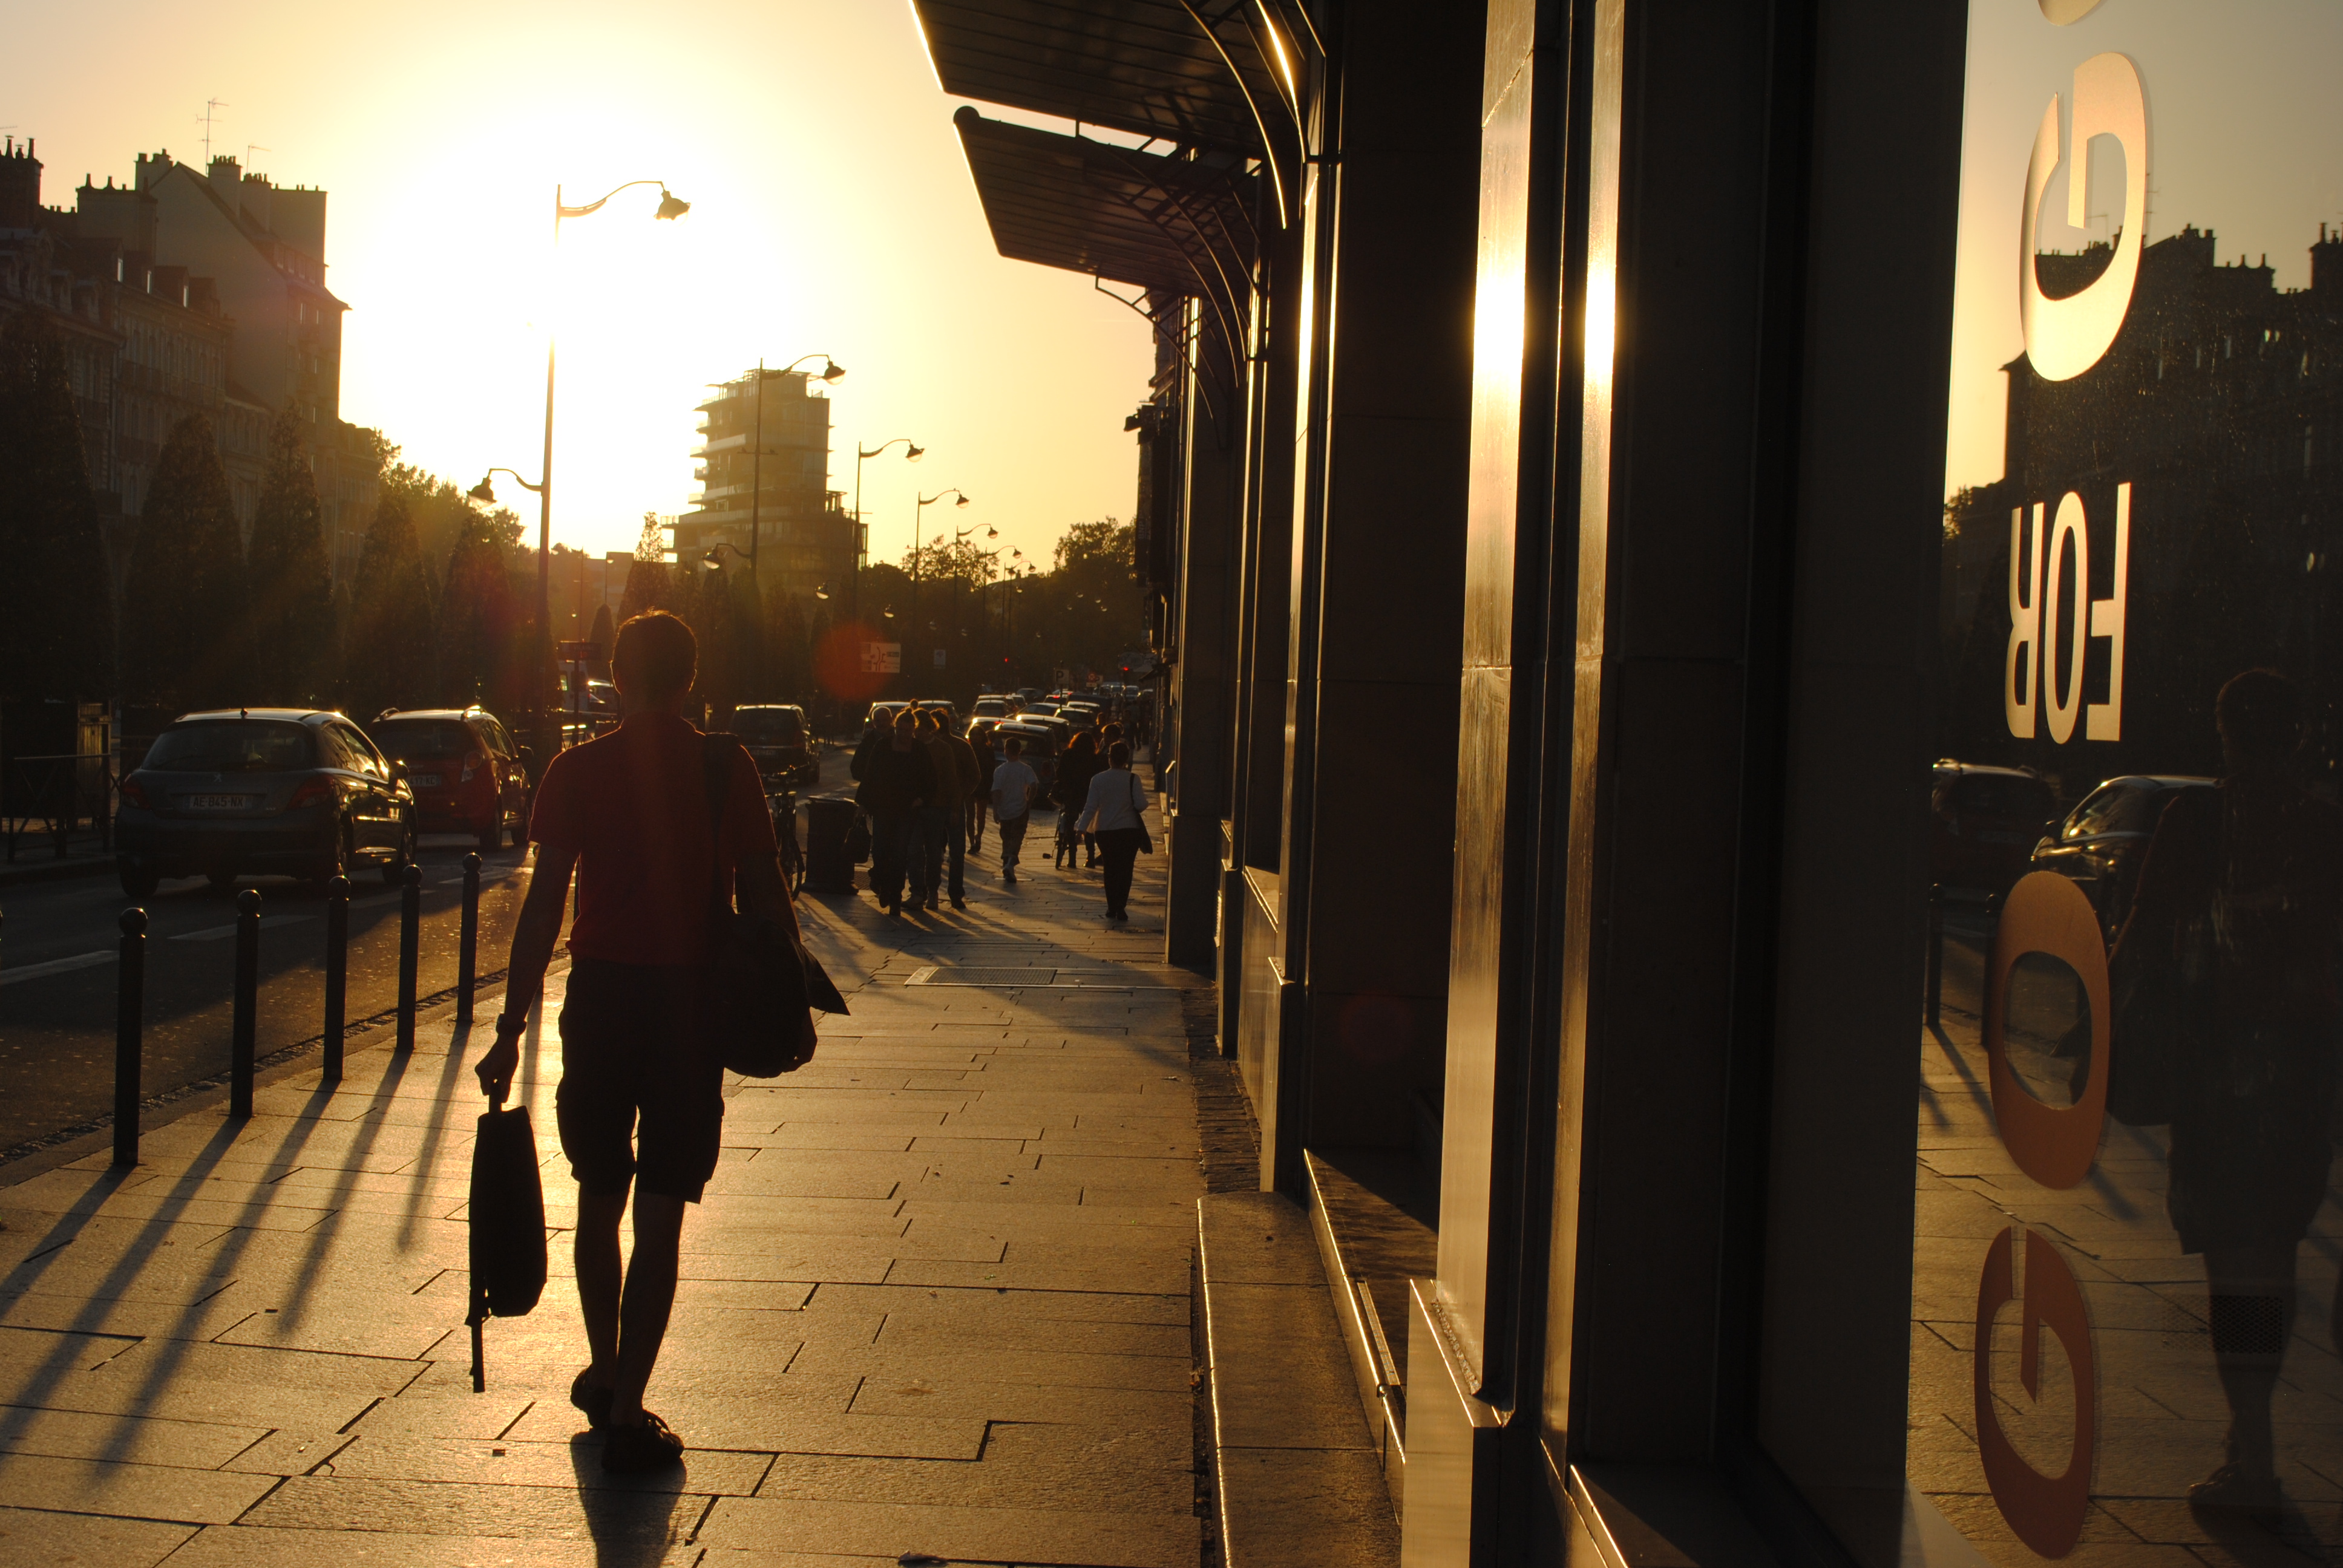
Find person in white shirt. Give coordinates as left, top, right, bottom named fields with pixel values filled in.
left=988, top=736, right=1041, bottom=883
left=1074, top=740, right=1150, bottom=922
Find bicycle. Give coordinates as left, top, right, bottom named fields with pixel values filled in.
left=768, top=787, right=804, bottom=896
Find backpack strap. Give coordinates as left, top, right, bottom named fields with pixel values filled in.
left=702, top=734, right=734, bottom=922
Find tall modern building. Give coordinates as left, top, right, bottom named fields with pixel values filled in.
left=0, top=140, right=379, bottom=580
left=670, top=367, right=854, bottom=609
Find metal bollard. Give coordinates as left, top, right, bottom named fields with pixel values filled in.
left=1924, top=883, right=1945, bottom=1027
left=113, top=907, right=146, bottom=1166
left=323, top=875, right=350, bottom=1083
left=231, top=887, right=260, bottom=1119
left=456, top=852, right=481, bottom=1026
left=397, top=863, right=421, bottom=1051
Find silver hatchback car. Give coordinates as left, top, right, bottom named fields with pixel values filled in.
left=114, top=710, right=418, bottom=897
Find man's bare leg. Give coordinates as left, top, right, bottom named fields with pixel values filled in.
left=574, top=1187, right=626, bottom=1392
left=609, top=1191, right=687, bottom=1425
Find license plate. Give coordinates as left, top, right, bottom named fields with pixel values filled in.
left=411, top=774, right=442, bottom=788
left=183, top=795, right=255, bottom=811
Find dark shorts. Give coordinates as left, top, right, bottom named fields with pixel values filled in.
left=555, top=959, right=725, bottom=1203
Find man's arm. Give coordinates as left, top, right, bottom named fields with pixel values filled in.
left=475, top=844, right=578, bottom=1101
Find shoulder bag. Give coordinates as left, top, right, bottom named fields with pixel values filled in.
left=700, top=734, right=847, bottom=1078
left=1131, top=773, right=1154, bottom=854
left=465, top=1093, right=546, bottom=1391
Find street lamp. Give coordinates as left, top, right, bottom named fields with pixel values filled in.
left=724, top=353, right=843, bottom=585
left=908, top=489, right=969, bottom=678
left=852, top=437, right=923, bottom=619
left=525, top=176, right=689, bottom=763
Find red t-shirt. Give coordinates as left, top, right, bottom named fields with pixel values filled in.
left=528, top=711, right=777, bottom=967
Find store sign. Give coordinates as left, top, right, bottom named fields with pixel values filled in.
left=2019, top=53, right=2148, bottom=382
left=861, top=641, right=901, bottom=674
left=2004, top=482, right=2129, bottom=742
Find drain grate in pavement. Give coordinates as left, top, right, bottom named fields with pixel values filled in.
left=904, top=965, right=1169, bottom=989
left=908, top=966, right=1063, bottom=987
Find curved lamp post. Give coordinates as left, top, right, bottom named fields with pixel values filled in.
left=727, top=353, right=844, bottom=583
left=852, top=437, right=923, bottom=621
left=908, top=489, right=970, bottom=680
left=525, top=177, right=689, bottom=762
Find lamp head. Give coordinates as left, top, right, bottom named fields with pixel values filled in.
left=986, top=526, right=997, bottom=539
left=655, top=188, right=690, bottom=220
left=468, top=475, right=496, bottom=503
left=814, top=584, right=830, bottom=600
left=821, top=359, right=845, bottom=384
left=954, top=494, right=971, bottom=509
left=906, top=444, right=925, bottom=462
left=700, top=547, right=724, bottom=571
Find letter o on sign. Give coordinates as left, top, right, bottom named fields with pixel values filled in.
left=1984, top=872, right=2109, bottom=1189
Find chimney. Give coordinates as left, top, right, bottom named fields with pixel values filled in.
left=208, top=155, right=241, bottom=203
left=2314, top=223, right=2343, bottom=299
left=0, top=137, right=39, bottom=231
left=270, top=185, right=327, bottom=263
left=238, top=171, right=274, bottom=234
left=134, top=151, right=172, bottom=192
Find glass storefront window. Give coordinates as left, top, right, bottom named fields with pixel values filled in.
left=1918, top=1, right=2343, bottom=1559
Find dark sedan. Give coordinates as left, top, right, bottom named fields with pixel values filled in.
left=735, top=704, right=820, bottom=790
left=1928, top=762, right=2058, bottom=893
left=2030, top=773, right=2216, bottom=933
left=115, top=710, right=418, bottom=898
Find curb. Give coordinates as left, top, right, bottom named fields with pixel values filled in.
left=0, top=856, right=117, bottom=892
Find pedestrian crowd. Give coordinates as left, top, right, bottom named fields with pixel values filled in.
left=848, top=702, right=1150, bottom=921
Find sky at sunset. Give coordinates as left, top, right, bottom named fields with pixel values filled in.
left=0, top=0, right=1155, bottom=568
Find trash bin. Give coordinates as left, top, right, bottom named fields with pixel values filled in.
left=803, top=797, right=857, bottom=893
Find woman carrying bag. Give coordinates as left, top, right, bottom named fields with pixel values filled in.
left=1075, top=740, right=1151, bottom=923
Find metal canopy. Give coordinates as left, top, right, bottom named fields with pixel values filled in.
left=954, top=107, right=1256, bottom=323
left=914, top=0, right=1288, bottom=153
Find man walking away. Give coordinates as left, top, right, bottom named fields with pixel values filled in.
left=941, top=720, right=981, bottom=909
left=991, top=735, right=1040, bottom=883
left=852, top=707, right=935, bottom=916
left=911, top=711, right=958, bottom=911
left=476, top=610, right=807, bottom=1472
left=1075, top=740, right=1149, bottom=922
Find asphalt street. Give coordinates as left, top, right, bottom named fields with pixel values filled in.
left=0, top=837, right=534, bottom=1155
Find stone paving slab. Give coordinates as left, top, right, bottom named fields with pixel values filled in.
left=0, top=800, right=1210, bottom=1563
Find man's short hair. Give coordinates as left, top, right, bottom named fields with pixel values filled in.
left=613, top=611, right=696, bottom=703
left=1003, top=736, right=1024, bottom=756
left=893, top=707, right=918, bottom=729
left=918, top=710, right=940, bottom=733
left=1109, top=741, right=1132, bottom=768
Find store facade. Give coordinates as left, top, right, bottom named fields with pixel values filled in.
left=914, top=0, right=2343, bottom=1561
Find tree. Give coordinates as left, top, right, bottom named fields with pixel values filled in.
left=588, top=603, right=615, bottom=661
left=0, top=315, right=114, bottom=701
left=618, top=512, right=673, bottom=621
left=120, top=414, right=251, bottom=710
left=342, top=487, right=436, bottom=721
left=439, top=501, right=519, bottom=711
left=244, top=401, right=335, bottom=705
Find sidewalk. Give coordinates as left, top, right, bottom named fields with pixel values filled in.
left=0, top=808, right=1211, bottom=1566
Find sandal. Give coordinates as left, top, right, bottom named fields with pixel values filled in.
left=569, top=1368, right=615, bottom=1429
left=601, top=1410, right=686, bottom=1473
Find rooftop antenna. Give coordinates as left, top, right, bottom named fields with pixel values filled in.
left=245, top=143, right=270, bottom=170
left=198, top=99, right=228, bottom=162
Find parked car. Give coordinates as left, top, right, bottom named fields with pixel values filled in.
left=991, top=720, right=1060, bottom=792
left=733, top=704, right=820, bottom=790
left=864, top=701, right=912, bottom=731
left=116, top=710, right=417, bottom=897
left=971, top=696, right=1015, bottom=724
left=2030, top=773, right=2215, bottom=933
left=914, top=698, right=960, bottom=729
left=1059, top=699, right=1104, bottom=729
left=370, top=708, right=531, bottom=850
left=1928, top=761, right=2059, bottom=893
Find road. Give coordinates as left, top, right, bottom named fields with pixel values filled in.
left=0, top=746, right=864, bottom=1157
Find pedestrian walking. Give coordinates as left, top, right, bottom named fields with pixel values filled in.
left=1075, top=740, right=1150, bottom=922
left=474, top=610, right=812, bottom=1473
left=969, top=724, right=998, bottom=854
left=990, top=734, right=1040, bottom=882
left=1054, top=730, right=1100, bottom=869
left=851, top=707, right=936, bottom=917
left=913, top=711, right=963, bottom=911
